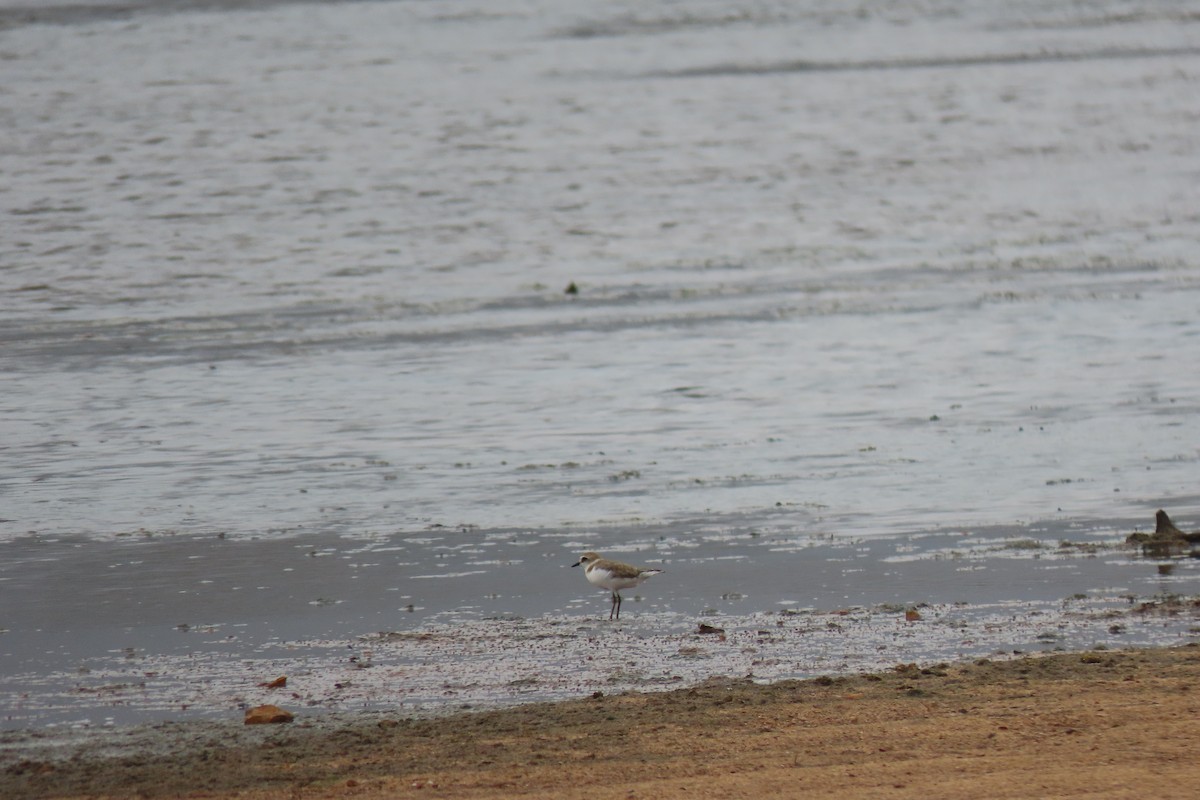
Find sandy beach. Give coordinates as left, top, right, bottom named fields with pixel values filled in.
left=3, top=643, right=1199, bottom=799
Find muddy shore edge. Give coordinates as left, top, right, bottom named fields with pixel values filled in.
left=4, top=644, right=1199, bottom=799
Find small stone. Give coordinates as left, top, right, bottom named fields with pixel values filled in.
left=244, top=704, right=294, bottom=724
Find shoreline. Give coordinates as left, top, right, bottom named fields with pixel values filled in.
left=4, top=643, right=1199, bottom=799
left=6, top=520, right=1198, bottom=732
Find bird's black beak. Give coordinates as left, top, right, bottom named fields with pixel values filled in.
left=571, top=560, right=581, bottom=568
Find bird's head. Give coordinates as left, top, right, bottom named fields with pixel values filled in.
left=572, top=551, right=601, bottom=568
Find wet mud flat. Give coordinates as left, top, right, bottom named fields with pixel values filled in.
left=4, top=513, right=1200, bottom=730
left=3, top=644, right=1199, bottom=799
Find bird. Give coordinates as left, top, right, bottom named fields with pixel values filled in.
left=1155, top=509, right=1200, bottom=543
left=571, top=551, right=663, bottom=620
left=1127, top=509, right=1200, bottom=554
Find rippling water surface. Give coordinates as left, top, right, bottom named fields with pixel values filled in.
left=2, top=0, right=1200, bottom=729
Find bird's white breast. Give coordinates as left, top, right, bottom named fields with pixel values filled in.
left=585, top=563, right=644, bottom=591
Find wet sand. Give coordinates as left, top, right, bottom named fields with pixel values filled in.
left=5, top=517, right=1200, bottom=731
left=3, top=644, right=1198, bottom=799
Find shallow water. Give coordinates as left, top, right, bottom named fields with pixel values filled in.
left=2, top=0, right=1200, bottom=729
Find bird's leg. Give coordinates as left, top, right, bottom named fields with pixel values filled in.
left=610, top=591, right=622, bottom=620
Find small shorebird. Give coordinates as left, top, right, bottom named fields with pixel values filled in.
left=572, top=551, right=663, bottom=620
left=1155, top=509, right=1200, bottom=542
left=1127, top=509, right=1200, bottom=554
